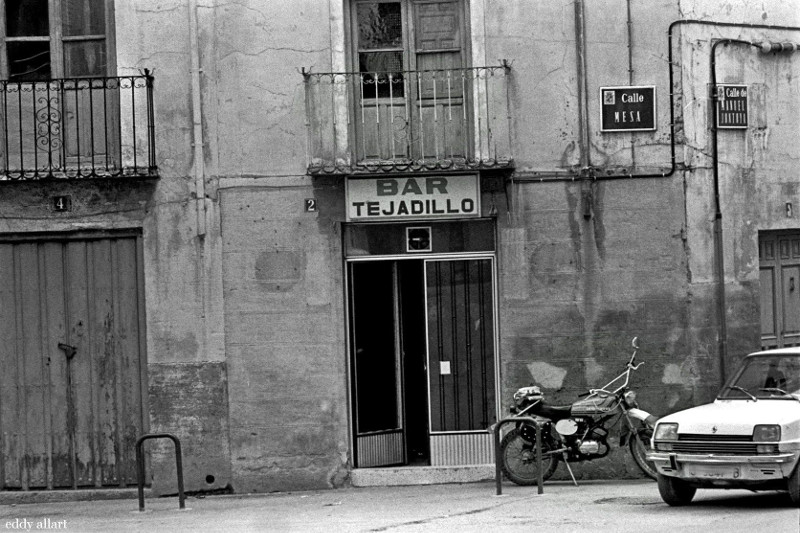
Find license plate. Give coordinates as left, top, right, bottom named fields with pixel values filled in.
left=685, top=465, right=736, bottom=479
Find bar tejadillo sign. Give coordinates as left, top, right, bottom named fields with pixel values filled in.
left=346, top=174, right=480, bottom=221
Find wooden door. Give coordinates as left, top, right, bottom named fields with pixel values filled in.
left=760, top=232, right=800, bottom=349
left=351, top=0, right=467, bottom=163
left=0, top=233, right=146, bottom=489
left=62, top=79, right=121, bottom=172
left=411, top=0, right=466, bottom=160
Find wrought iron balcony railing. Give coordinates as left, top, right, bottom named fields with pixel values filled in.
left=0, top=72, right=156, bottom=180
left=303, top=63, right=514, bottom=175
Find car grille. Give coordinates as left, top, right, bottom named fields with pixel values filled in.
left=672, top=433, right=756, bottom=455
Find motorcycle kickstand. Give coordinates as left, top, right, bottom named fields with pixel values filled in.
left=561, top=453, right=578, bottom=486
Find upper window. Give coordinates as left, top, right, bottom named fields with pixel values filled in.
left=349, top=0, right=467, bottom=162
left=352, top=0, right=465, bottom=98
left=2, top=0, right=112, bottom=80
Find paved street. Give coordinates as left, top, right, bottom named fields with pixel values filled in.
left=0, top=480, right=797, bottom=532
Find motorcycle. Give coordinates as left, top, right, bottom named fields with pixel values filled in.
left=500, top=337, right=658, bottom=485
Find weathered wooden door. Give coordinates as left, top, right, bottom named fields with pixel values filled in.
left=760, top=232, right=800, bottom=349
left=0, top=232, right=146, bottom=489
left=352, top=0, right=467, bottom=162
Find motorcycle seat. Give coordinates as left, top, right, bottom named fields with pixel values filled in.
left=536, top=404, right=573, bottom=421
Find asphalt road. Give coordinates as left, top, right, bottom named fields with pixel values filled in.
left=0, top=480, right=797, bottom=532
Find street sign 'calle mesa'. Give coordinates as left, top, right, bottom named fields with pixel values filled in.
left=600, top=86, right=657, bottom=132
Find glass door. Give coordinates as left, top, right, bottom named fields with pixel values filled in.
left=349, top=261, right=405, bottom=467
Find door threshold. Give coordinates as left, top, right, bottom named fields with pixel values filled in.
left=350, top=464, right=494, bottom=487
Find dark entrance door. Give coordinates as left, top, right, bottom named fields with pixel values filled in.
left=0, top=232, right=147, bottom=489
left=349, top=260, right=429, bottom=467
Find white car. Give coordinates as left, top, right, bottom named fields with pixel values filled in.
left=648, top=348, right=800, bottom=506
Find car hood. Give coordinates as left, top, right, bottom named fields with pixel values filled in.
left=658, top=399, right=800, bottom=435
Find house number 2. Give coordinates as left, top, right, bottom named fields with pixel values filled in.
left=304, top=198, right=317, bottom=212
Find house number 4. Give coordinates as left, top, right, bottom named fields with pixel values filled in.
left=53, top=196, right=72, bottom=212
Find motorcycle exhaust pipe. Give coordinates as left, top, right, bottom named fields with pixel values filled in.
left=627, top=407, right=659, bottom=427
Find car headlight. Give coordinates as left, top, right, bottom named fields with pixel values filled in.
left=753, top=424, right=781, bottom=442
left=654, top=422, right=678, bottom=441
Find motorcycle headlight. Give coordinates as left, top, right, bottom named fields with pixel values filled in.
left=654, top=422, right=678, bottom=441
left=623, top=390, right=637, bottom=405
left=753, top=424, right=781, bottom=442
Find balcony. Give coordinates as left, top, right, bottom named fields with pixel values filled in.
left=0, top=73, right=156, bottom=180
left=303, top=64, right=514, bottom=175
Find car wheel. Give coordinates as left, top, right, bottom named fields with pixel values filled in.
left=789, top=464, right=800, bottom=506
left=657, top=473, right=696, bottom=506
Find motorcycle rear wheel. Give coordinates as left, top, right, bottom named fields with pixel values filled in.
left=500, top=427, right=559, bottom=486
left=628, top=427, right=658, bottom=480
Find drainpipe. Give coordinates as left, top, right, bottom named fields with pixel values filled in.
left=625, top=0, right=635, bottom=166
left=188, top=0, right=212, bottom=366
left=574, top=0, right=592, bottom=171
left=189, top=0, right=207, bottom=237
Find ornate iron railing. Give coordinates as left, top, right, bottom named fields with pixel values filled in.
left=0, top=72, right=156, bottom=180
left=303, top=63, right=514, bottom=175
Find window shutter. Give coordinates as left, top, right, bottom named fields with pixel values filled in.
left=414, top=1, right=460, bottom=53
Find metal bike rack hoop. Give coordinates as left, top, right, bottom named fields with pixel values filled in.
left=493, top=417, right=545, bottom=496
left=136, top=433, right=186, bottom=512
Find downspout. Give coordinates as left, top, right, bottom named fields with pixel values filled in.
left=626, top=0, right=635, bottom=165
left=574, top=0, right=592, bottom=171
left=188, top=0, right=212, bottom=367
left=189, top=0, right=207, bottom=237
left=574, top=0, right=598, bottom=363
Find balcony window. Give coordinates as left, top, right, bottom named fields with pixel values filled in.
left=303, top=0, right=513, bottom=174
left=0, top=0, right=156, bottom=179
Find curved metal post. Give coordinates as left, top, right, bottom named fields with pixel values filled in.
left=493, top=417, right=544, bottom=496
left=136, top=433, right=186, bottom=512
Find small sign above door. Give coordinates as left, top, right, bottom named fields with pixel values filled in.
left=346, top=174, right=480, bottom=221
left=600, top=86, right=657, bottom=132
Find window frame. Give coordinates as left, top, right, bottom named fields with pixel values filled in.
left=0, top=0, right=117, bottom=80
left=348, top=0, right=468, bottom=78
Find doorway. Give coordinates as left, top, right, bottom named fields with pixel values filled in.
left=760, top=231, right=800, bottom=349
left=348, top=255, right=497, bottom=468
left=0, top=232, right=147, bottom=489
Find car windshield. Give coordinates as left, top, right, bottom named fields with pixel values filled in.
left=718, top=353, right=800, bottom=400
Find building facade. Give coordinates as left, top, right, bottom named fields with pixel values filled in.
left=1, top=0, right=799, bottom=494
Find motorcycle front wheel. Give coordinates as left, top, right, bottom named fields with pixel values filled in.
left=629, top=427, right=658, bottom=480
left=500, top=427, right=559, bottom=486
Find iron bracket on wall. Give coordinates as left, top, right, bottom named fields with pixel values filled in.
left=136, top=433, right=186, bottom=512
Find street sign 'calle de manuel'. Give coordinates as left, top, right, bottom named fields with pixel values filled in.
left=715, top=84, right=748, bottom=129
left=600, top=86, right=657, bottom=132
